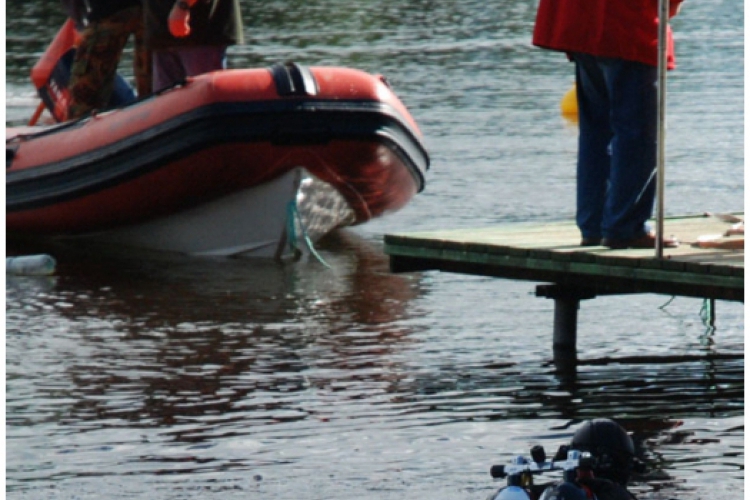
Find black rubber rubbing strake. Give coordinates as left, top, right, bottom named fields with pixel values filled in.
left=269, top=62, right=319, bottom=97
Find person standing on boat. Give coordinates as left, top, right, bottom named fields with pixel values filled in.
left=63, top=0, right=152, bottom=120
left=532, top=0, right=684, bottom=249
left=143, top=0, right=244, bottom=92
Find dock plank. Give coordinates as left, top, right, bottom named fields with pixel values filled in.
left=385, top=214, right=744, bottom=301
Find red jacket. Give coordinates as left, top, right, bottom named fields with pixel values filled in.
left=532, top=0, right=683, bottom=69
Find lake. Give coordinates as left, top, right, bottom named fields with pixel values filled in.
left=5, top=1, right=744, bottom=499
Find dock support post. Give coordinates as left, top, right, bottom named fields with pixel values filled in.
left=552, top=296, right=579, bottom=353
left=536, top=285, right=597, bottom=374
left=553, top=297, right=580, bottom=375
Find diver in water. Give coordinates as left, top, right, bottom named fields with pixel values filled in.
left=538, top=419, right=639, bottom=500
left=489, top=418, right=641, bottom=500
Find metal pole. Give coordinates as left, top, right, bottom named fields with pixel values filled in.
left=655, top=0, right=669, bottom=258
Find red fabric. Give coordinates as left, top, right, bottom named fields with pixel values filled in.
left=532, top=0, right=682, bottom=69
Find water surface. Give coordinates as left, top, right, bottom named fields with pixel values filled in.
left=6, top=1, right=744, bottom=499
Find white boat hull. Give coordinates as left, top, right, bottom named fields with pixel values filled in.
left=70, top=169, right=357, bottom=258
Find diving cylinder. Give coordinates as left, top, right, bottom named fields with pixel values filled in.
left=489, top=485, right=532, bottom=500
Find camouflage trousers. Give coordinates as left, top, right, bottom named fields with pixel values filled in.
left=67, top=5, right=152, bottom=120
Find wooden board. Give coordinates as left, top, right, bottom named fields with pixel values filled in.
left=384, top=214, right=744, bottom=301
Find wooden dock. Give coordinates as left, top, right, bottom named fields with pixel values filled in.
left=384, top=214, right=744, bottom=371
left=385, top=214, right=743, bottom=301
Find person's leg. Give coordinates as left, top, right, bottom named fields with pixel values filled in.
left=573, top=53, right=613, bottom=242
left=600, top=58, right=658, bottom=241
left=152, top=45, right=226, bottom=92
left=126, top=5, right=152, bottom=98
left=178, top=45, right=228, bottom=77
left=67, top=13, right=132, bottom=119
left=152, top=49, right=188, bottom=92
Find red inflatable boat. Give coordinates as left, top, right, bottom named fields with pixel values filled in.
left=6, top=63, right=429, bottom=257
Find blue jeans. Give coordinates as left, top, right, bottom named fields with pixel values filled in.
left=573, top=53, right=658, bottom=241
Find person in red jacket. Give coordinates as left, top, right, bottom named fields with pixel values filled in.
left=533, top=0, right=684, bottom=249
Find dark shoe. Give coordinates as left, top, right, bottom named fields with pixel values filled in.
left=580, top=237, right=602, bottom=247
left=602, top=232, right=680, bottom=249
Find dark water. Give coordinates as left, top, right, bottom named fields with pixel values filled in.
left=5, top=1, right=744, bottom=499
